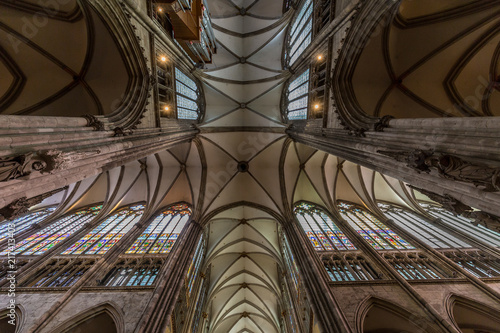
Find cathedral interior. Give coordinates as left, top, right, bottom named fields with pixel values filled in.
left=1, top=0, right=500, bottom=332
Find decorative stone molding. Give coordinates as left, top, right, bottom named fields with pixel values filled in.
left=379, top=149, right=500, bottom=192
left=0, top=150, right=65, bottom=182
left=409, top=185, right=500, bottom=233
left=374, top=115, right=394, bottom=132
left=83, top=114, right=105, bottom=131
left=0, top=186, right=67, bottom=219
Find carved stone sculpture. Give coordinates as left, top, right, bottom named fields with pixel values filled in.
left=0, top=150, right=71, bottom=182
left=409, top=185, right=500, bottom=233
left=0, top=186, right=67, bottom=220
left=379, top=150, right=500, bottom=192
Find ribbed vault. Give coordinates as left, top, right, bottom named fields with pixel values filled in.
left=0, top=0, right=132, bottom=116
left=350, top=0, right=500, bottom=118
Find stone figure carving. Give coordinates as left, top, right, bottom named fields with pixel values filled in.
left=0, top=187, right=67, bottom=220
left=379, top=149, right=500, bottom=192
left=409, top=185, right=500, bottom=233
left=0, top=151, right=62, bottom=182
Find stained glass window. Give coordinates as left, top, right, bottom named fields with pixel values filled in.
left=0, top=205, right=102, bottom=256
left=125, top=204, right=191, bottom=255
left=287, top=0, right=313, bottom=65
left=175, top=68, right=200, bottom=120
left=338, top=201, right=414, bottom=250
left=0, top=207, right=56, bottom=242
left=20, top=258, right=96, bottom=288
left=62, top=205, right=145, bottom=255
left=185, top=236, right=205, bottom=302
left=378, top=203, right=471, bottom=249
left=294, top=202, right=356, bottom=251
left=421, top=203, right=500, bottom=247
left=282, top=234, right=301, bottom=296
left=286, top=69, right=310, bottom=120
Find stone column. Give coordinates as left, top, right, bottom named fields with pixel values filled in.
left=134, top=221, right=203, bottom=333
left=282, top=217, right=353, bottom=333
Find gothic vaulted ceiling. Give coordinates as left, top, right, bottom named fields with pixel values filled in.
left=351, top=0, right=500, bottom=118
left=0, top=0, right=131, bottom=116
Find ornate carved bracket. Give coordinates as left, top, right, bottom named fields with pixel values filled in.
left=0, top=186, right=67, bottom=220
left=83, top=114, right=105, bottom=131
left=378, top=149, right=500, bottom=192
left=409, top=185, right=500, bottom=233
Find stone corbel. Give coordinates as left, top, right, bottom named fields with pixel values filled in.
left=378, top=149, right=500, bottom=192
left=83, top=114, right=105, bottom=131
left=0, top=186, right=67, bottom=219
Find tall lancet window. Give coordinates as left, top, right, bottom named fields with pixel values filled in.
left=1, top=205, right=102, bottom=256
left=287, top=0, right=313, bottom=65
left=338, top=201, right=414, bottom=250
left=286, top=69, right=310, bottom=120
left=421, top=203, right=500, bottom=248
left=175, top=68, right=201, bottom=120
left=0, top=206, right=56, bottom=242
left=125, top=204, right=191, bottom=254
left=62, top=204, right=145, bottom=255
left=378, top=203, right=471, bottom=249
left=294, top=202, right=356, bottom=251
left=98, top=204, right=192, bottom=287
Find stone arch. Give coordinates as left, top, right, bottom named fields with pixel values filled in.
left=447, top=295, right=500, bottom=333
left=0, top=305, right=24, bottom=333
left=49, top=302, right=124, bottom=333
left=356, top=297, right=437, bottom=333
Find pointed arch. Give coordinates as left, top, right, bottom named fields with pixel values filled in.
left=447, top=295, right=500, bottom=333
left=356, top=297, right=438, bottom=333
left=49, top=302, right=124, bottom=333
left=0, top=305, right=24, bottom=333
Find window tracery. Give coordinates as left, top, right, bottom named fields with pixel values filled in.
left=285, top=69, right=310, bottom=120
left=175, top=68, right=201, bottom=120
left=287, top=0, right=313, bottom=66
left=338, top=201, right=414, bottom=250
left=421, top=203, right=500, bottom=247
left=0, top=207, right=56, bottom=242
left=99, top=257, right=164, bottom=287
left=442, top=250, right=500, bottom=278
left=125, top=204, right=191, bottom=255
left=378, top=203, right=471, bottom=249
left=321, top=254, right=379, bottom=282
left=62, top=204, right=144, bottom=255
left=0, top=205, right=102, bottom=256
left=19, top=258, right=96, bottom=288
left=382, top=252, right=450, bottom=280
left=294, top=202, right=356, bottom=251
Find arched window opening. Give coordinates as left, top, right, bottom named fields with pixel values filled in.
left=338, top=201, right=414, bottom=250
left=0, top=308, right=19, bottom=333
left=99, top=258, right=164, bottom=287
left=62, top=204, right=144, bottom=255
left=126, top=204, right=191, bottom=254
left=285, top=69, right=310, bottom=120
left=379, top=203, right=500, bottom=278
left=95, top=204, right=192, bottom=288
left=452, top=300, right=500, bottom=333
left=58, top=311, right=118, bottom=333
left=20, top=258, right=96, bottom=288
left=286, top=0, right=313, bottom=66
left=362, top=302, right=430, bottom=333
left=0, top=207, right=56, bottom=242
left=313, top=0, right=335, bottom=35
left=175, top=67, right=201, bottom=120
left=421, top=203, right=500, bottom=248
left=293, top=202, right=381, bottom=282
left=378, top=203, right=470, bottom=249
left=185, top=236, right=205, bottom=302
left=0, top=205, right=102, bottom=256
left=294, top=202, right=356, bottom=251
